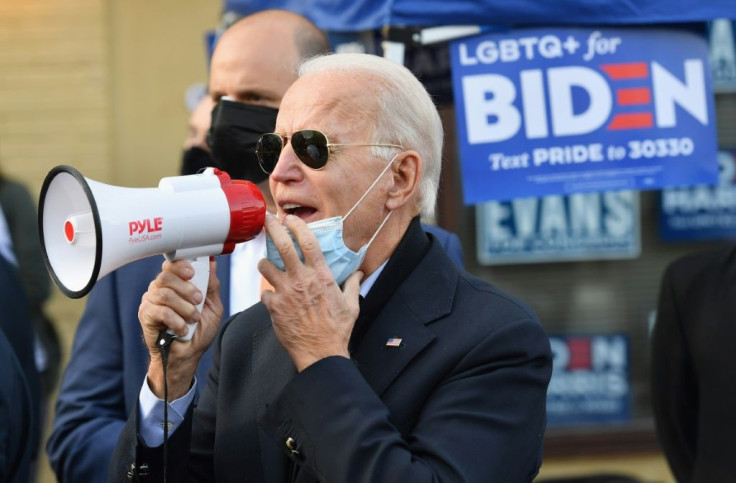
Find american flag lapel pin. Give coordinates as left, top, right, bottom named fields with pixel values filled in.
left=385, top=337, right=403, bottom=348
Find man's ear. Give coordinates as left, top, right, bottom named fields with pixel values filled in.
left=386, top=151, right=421, bottom=211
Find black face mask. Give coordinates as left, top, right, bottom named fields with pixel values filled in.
left=207, top=99, right=279, bottom=183
left=179, top=146, right=215, bottom=176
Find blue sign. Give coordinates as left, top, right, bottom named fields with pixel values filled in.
left=450, top=27, right=719, bottom=204
left=709, top=19, right=736, bottom=92
left=660, top=150, right=736, bottom=242
left=547, top=334, right=630, bottom=426
left=477, top=191, right=640, bottom=265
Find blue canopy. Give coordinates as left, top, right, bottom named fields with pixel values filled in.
left=223, top=0, right=736, bottom=32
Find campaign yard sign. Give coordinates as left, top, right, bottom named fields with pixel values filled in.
left=547, top=334, right=630, bottom=426
left=709, top=19, right=736, bottom=92
left=660, top=150, right=736, bottom=242
left=476, top=190, right=639, bottom=265
left=450, top=27, right=719, bottom=204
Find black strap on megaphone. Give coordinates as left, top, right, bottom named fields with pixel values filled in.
left=156, top=330, right=177, bottom=483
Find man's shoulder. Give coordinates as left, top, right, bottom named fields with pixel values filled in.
left=421, top=223, right=464, bottom=268
left=458, top=270, right=540, bottom=325
left=665, top=243, right=736, bottom=286
left=412, top=241, right=540, bottom=331
left=412, top=254, right=549, bottom=368
left=421, top=223, right=457, bottom=241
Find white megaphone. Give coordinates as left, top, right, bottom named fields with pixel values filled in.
left=39, top=165, right=265, bottom=341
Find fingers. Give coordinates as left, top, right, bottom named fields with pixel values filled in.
left=342, top=270, right=363, bottom=316
left=282, top=214, right=324, bottom=267
left=139, top=293, right=199, bottom=338
left=139, top=259, right=203, bottom=338
left=264, top=213, right=303, bottom=270
left=202, top=258, right=224, bottom=318
left=257, top=257, right=280, bottom=290
left=265, top=213, right=327, bottom=270
left=160, top=259, right=204, bottom=306
left=207, top=257, right=220, bottom=296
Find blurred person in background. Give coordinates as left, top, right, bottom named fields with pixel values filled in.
left=0, top=243, right=41, bottom=482
left=0, top=329, right=35, bottom=483
left=0, top=165, right=60, bottom=404
left=46, top=10, right=330, bottom=482
left=0, top=164, right=54, bottom=482
left=652, top=246, right=736, bottom=482
left=180, top=93, right=216, bottom=176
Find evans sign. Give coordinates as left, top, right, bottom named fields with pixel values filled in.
left=450, top=27, right=719, bottom=204
left=477, top=190, right=639, bottom=265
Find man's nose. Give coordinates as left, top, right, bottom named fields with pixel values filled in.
left=269, top=143, right=304, bottom=182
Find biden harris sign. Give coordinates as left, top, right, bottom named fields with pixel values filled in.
left=660, top=150, right=736, bottom=242
left=547, top=334, right=630, bottom=425
left=450, top=27, right=719, bottom=204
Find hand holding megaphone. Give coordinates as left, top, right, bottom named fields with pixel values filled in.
left=39, top=165, right=265, bottom=341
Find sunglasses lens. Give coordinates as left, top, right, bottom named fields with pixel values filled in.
left=292, top=130, right=329, bottom=169
left=256, top=134, right=283, bottom=173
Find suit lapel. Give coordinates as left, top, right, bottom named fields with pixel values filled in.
left=353, top=242, right=457, bottom=396
left=352, top=303, right=435, bottom=396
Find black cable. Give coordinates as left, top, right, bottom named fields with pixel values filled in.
left=156, top=330, right=176, bottom=483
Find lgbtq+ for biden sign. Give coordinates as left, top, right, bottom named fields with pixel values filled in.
left=450, top=27, right=719, bottom=204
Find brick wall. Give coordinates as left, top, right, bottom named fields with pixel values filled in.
left=0, top=0, right=110, bottom=189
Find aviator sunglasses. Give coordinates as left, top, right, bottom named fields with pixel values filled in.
left=255, top=129, right=404, bottom=174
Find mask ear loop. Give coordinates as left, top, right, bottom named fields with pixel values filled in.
left=341, top=153, right=399, bottom=250
left=343, top=153, right=399, bottom=222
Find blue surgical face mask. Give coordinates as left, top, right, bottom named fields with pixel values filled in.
left=266, top=154, right=397, bottom=285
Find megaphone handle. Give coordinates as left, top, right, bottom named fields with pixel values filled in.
left=166, top=255, right=209, bottom=342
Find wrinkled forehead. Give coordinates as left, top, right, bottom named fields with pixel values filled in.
left=275, top=71, right=379, bottom=139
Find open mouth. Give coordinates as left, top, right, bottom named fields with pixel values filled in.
left=281, top=203, right=317, bottom=221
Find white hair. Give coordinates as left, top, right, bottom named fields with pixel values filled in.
left=298, top=53, right=444, bottom=219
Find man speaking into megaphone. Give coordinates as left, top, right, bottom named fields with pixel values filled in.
left=112, top=52, right=551, bottom=482
left=46, top=11, right=331, bottom=483
left=49, top=10, right=465, bottom=482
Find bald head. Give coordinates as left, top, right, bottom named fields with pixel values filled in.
left=206, top=10, right=327, bottom=210
left=209, top=10, right=328, bottom=108
left=240, top=10, right=328, bottom=61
